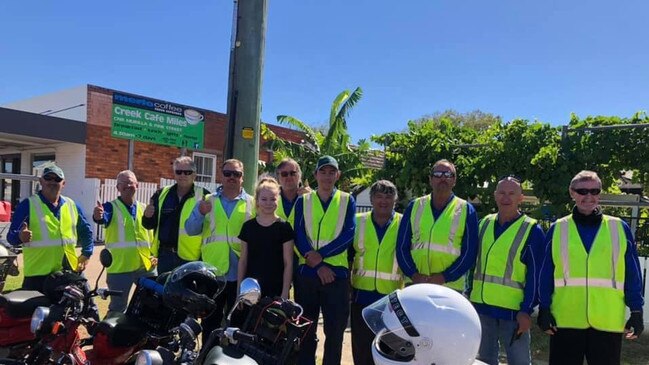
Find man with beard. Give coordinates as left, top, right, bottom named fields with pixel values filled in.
left=396, top=159, right=479, bottom=291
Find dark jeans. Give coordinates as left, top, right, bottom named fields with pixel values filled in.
left=351, top=302, right=375, bottom=365
left=295, top=275, right=349, bottom=365
left=549, top=328, right=622, bottom=365
left=157, top=248, right=189, bottom=274
left=201, top=280, right=237, bottom=343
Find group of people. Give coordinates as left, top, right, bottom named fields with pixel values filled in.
left=6, top=155, right=645, bottom=365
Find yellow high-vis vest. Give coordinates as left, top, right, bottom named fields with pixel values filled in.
left=23, top=195, right=79, bottom=277
left=104, top=200, right=154, bottom=274
left=300, top=190, right=350, bottom=268
left=409, top=195, right=467, bottom=291
left=352, top=211, right=403, bottom=294
left=276, top=196, right=296, bottom=227
left=551, top=215, right=627, bottom=332
left=470, top=214, right=535, bottom=310
left=201, top=194, right=254, bottom=273
left=153, top=185, right=204, bottom=261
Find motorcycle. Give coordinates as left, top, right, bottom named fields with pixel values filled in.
left=15, top=249, right=187, bottom=365
left=131, top=278, right=313, bottom=365
left=0, top=243, right=20, bottom=292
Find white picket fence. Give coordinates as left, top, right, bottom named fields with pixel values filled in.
left=94, top=179, right=220, bottom=242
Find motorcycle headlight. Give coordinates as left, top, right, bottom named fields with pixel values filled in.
left=134, top=350, right=163, bottom=365
left=30, top=306, right=50, bottom=334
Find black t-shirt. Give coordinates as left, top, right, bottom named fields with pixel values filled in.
left=238, top=218, right=294, bottom=297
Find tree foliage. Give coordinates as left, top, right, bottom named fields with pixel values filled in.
left=261, top=87, right=374, bottom=193
left=373, top=112, right=649, bottom=218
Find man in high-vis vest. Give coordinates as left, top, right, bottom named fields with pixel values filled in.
left=349, top=180, right=403, bottom=365
left=469, top=176, right=545, bottom=365
left=396, top=159, right=478, bottom=291
left=185, top=158, right=254, bottom=343
left=142, top=156, right=210, bottom=274
left=7, top=165, right=95, bottom=297
left=93, top=170, right=156, bottom=315
left=293, top=155, right=356, bottom=365
left=538, top=170, right=644, bottom=364
left=275, top=157, right=311, bottom=225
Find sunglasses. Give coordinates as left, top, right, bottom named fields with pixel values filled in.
left=279, top=171, right=298, bottom=178
left=175, top=170, right=194, bottom=176
left=431, top=171, right=455, bottom=179
left=572, top=188, right=601, bottom=196
left=223, top=170, right=243, bottom=178
left=43, top=175, right=63, bottom=183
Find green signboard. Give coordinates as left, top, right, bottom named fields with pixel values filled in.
left=111, top=92, right=204, bottom=149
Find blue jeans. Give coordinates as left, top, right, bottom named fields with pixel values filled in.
left=477, top=314, right=531, bottom=365
left=106, top=267, right=157, bottom=313
left=157, top=248, right=189, bottom=274
left=294, top=275, right=349, bottom=365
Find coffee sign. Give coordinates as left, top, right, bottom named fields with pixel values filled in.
left=111, top=92, right=205, bottom=149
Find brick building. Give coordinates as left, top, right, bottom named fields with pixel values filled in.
left=0, top=84, right=305, bottom=222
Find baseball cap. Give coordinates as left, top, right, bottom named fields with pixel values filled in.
left=42, top=164, right=65, bottom=180
left=316, top=155, right=339, bottom=171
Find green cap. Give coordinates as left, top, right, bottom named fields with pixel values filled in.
left=316, top=155, right=339, bottom=171
left=42, top=164, right=65, bottom=180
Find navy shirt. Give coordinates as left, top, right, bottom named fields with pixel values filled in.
left=538, top=217, right=644, bottom=312
left=396, top=194, right=479, bottom=283
left=8, top=192, right=94, bottom=258
left=293, top=188, right=356, bottom=279
left=469, top=214, right=545, bottom=321
left=349, top=211, right=397, bottom=306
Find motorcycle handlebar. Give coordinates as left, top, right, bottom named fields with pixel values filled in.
left=96, top=288, right=123, bottom=299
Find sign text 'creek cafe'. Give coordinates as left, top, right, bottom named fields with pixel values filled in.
left=111, top=93, right=205, bottom=149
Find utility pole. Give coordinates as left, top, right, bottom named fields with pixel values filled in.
left=224, top=0, right=267, bottom=193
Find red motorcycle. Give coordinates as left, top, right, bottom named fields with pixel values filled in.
left=0, top=244, right=51, bottom=359
left=10, top=250, right=186, bottom=365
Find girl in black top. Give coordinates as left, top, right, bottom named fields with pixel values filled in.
left=238, top=177, right=294, bottom=298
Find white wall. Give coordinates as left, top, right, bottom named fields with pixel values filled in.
left=639, top=257, right=649, bottom=324
left=2, top=85, right=88, bottom=122
left=356, top=187, right=371, bottom=207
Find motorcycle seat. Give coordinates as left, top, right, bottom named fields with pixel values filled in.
left=0, top=290, right=50, bottom=318
left=97, top=313, right=148, bottom=347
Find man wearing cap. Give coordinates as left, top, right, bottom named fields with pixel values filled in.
left=184, top=158, right=255, bottom=342
left=469, top=176, right=545, bottom=365
left=293, top=155, right=356, bottom=365
left=142, top=156, right=210, bottom=274
left=93, top=170, right=156, bottom=315
left=7, top=164, right=94, bottom=292
left=396, top=159, right=479, bottom=291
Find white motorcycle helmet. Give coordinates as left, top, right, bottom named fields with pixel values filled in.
left=362, top=284, right=482, bottom=365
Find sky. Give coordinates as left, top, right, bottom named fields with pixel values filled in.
left=1, top=1, right=648, bottom=143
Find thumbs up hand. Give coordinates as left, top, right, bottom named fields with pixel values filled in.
left=199, top=199, right=212, bottom=216
left=93, top=201, right=104, bottom=221
left=144, top=198, right=155, bottom=218
left=19, top=221, right=32, bottom=243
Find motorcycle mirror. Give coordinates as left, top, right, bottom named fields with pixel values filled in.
left=225, top=277, right=261, bottom=323
left=238, top=277, right=261, bottom=306
left=99, top=249, right=113, bottom=268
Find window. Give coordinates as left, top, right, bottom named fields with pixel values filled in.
left=193, top=153, right=216, bottom=184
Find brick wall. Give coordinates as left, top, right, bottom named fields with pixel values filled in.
left=84, top=85, right=306, bottom=184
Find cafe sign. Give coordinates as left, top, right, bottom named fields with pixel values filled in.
left=111, top=92, right=204, bottom=149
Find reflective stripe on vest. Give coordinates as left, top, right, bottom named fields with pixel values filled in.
left=23, top=195, right=79, bottom=276
left=105, top=200, right=153, bottom=274
left=352, top=212, right=403, bottom=293
left=409, top=195, right=467, bottom=290
left=155, top=185, right=204, bottom=261
left=551, top=215, right=627, bottom=332
left=201, top=194, right=254, bottom=273
left=470, top=214, right=533, bottom=310
left=300, top=190, right=350, bottom=267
